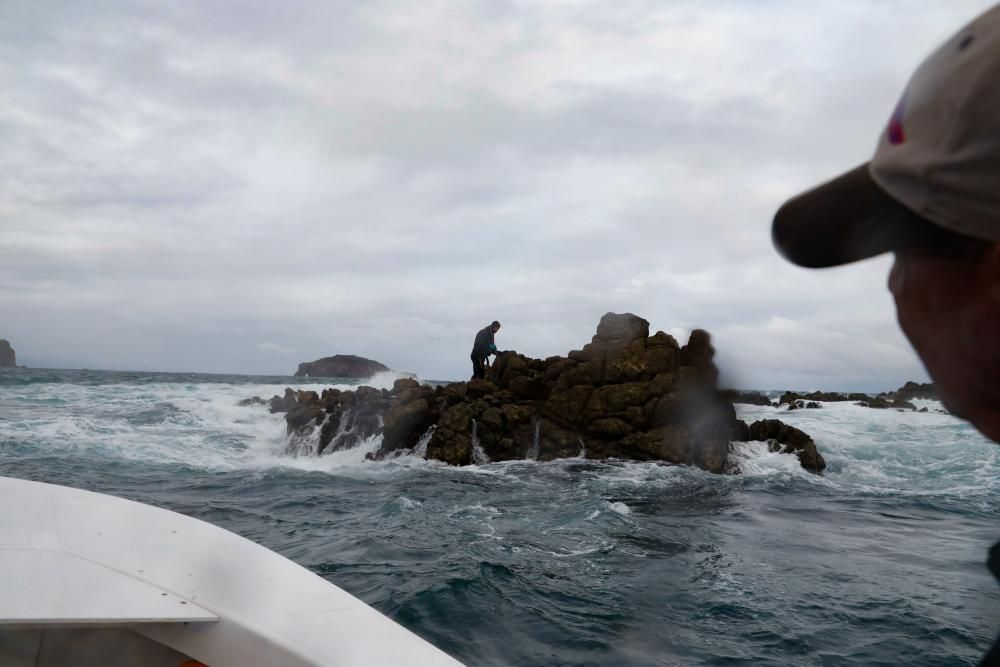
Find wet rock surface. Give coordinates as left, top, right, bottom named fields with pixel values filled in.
left=259, top=313, right=825, bottom=474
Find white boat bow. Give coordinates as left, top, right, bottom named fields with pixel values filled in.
left=0, top=476, right=463, bottom=666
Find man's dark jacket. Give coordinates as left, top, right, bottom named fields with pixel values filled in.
left=471, top=325, right=495, bottom=360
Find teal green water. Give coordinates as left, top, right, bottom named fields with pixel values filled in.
left=1, top=368, right=997, bottom=665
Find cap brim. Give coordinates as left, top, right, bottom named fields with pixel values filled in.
left=772, top=163, right=930, bottom=268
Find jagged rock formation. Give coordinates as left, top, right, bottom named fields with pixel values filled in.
left=0, top=340, right=15, bottom=368
left=259, top=313, right=825, bottom=474
left=294, top=354, right=389, bottom=379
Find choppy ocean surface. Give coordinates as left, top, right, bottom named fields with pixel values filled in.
left=1, top=367, right=997, bottom=666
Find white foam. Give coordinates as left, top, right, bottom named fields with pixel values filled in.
left=449, top=503, right=501, bottom=517
left=470, top=419, right=491, bottom=465
left=396, top=496, right=422, bottom=510
left=735, top=399, right=999, bottom=498
left=412, top=426, right=435, bottom=458
left=726, top=440, right=814, bottom=477
left=606, top=501, right=632, bottom=515
left=6, top=376, right=997, bottom=503
left=0, top=378, right=406, bottom=474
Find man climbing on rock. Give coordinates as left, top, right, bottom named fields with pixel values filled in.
left=471, top=321, right=500, bottom=380
left=772, top=7, right=1000, bottom=663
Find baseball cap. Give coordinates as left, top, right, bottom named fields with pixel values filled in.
left=773, top=6, right=1000, bottom=269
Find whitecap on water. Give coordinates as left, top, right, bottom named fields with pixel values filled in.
left=735, top=399, right=999, bottom=499
left=726, top=441, right=811, bottom=477
left=606, top=501, right=632, bottom=515
left=396, top=496, right=422, bottom=509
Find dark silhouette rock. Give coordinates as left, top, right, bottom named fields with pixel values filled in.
left=594, top=312, right=649, bottom=343
left=720, top=390, right=773, bottom=406
left=777, top=383, right=930, bottom=412
left=857, top=396, right=916, bottom=411
left=779, top=390, right=858, bottom=404
left=238, top=396, right=267, bottom=407
left=258, top=312, right=824, bottom=474
left=894, top=381, right=936, bottom=401
left=0, top=340, right=15, bottom=368
left=269, top=388, right=298, bottom=413
left=294, top=354, right=390, bottom=378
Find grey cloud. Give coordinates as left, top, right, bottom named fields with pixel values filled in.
left=1, top=0, right=993, bottom=385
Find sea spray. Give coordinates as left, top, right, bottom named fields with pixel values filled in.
left=526, top=419, right=541, bottom=461
left=285, top=413, right=326, bottom=457
left=413, top=425, right=435, bottom=458
left=470, top=419, right=491, bottom=464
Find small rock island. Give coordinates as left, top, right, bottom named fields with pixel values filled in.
left=294, top=354, right=389, bottom=378
left=0, top=340, right=15, bottom=368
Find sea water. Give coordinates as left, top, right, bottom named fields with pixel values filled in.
left=1, top=368, right=997, bottom=666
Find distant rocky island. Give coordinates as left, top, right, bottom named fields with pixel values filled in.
left=252, top=313, right=825, bottom=475
left=722, top=381, right=939, bottom=413
left=0, top=340, right=15, bottom=368
left=294, top=354, right=389, bottom=378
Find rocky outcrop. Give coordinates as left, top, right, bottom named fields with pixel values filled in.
left=0, top=340, right=15, bottom=368
left=892, top=381, right=936, bottom=402
left=257, top=313, right=825, bottom=475
left=734, top=419, right=826, bottom=473
left=855, top=396, right=916, bottom=410
left=778, top=390, right=871, bottom=405
left=294, top=354, right=389, bottom=379
left=262, top=384, right=400, bottom=455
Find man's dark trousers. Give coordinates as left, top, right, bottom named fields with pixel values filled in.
left=471, top=353, right=485, bottom=380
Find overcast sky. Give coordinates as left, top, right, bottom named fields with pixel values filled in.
left=2, top=1, right=994, bottom=389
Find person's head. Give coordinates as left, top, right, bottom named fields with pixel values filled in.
left=491, top=320, right=501, bottom=334
left=772, top=7, right=1000, bottom=442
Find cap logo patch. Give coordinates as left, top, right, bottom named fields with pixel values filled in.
left=888, top=98, right=906, bottom=145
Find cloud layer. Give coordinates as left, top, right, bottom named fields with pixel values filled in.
left=2, top=0, right=993, bottom=388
